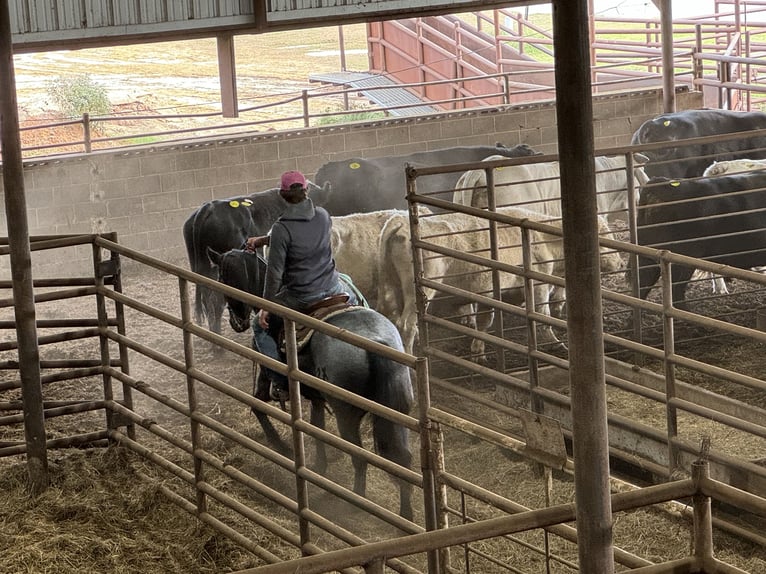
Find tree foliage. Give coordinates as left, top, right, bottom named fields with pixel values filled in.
left=46, top=74, right=111, bottom=118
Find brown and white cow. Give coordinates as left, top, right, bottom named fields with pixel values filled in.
left=376, top=206, right=622, bottom=357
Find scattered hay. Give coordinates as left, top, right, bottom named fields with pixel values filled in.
left=0, top=447, right=256, bottom=574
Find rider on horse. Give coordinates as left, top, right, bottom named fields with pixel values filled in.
left=245, top=170, right=357, bottom=399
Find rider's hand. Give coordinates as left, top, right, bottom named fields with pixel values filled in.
left=258, top=310, right=270, bottom=330
left=246, top=235, right=269, bottom=252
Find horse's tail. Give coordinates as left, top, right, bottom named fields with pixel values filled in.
left=369, top=347, right=415, bottom=519
left=368, top=350, right=413, bottom=472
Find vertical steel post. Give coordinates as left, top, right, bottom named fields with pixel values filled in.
left=0, top=0, right=48, bottom=494
left=691, top=460, right=714, bottom=567
left=660, top=256, right=679, bottom=475
left=659, top=0, right=676, bottom=112
left=284, top=319, right=311, bottom=552
left=552, top=0, right=614, bottom=571
left=179, top=276, right=206, bottom=515
left=485, top=167, right=505, bottom=372
left=414, top=356, right=442, bottom=573
left=217, top=32, right=239, bottom=118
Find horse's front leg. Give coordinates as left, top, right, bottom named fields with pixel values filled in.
left=250, top=365, right=291, bottom=456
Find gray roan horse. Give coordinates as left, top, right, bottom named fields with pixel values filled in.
left=207, top=247, right=415, bottom=520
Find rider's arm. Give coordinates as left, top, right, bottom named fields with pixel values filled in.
left=263, top=223, right=288, bottom=301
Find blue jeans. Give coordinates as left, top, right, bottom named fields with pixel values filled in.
left=252, top=320, right=288, bottom=389
left=252, top=279, right=358, bottom=389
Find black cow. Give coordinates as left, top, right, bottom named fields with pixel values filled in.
left=183, top=188, right=288, bottom=333
left=636, top=173, right=766, bottom=304
left=631, top=109, right=766, bottom=179
left=312, top=143, right=541, bottom=215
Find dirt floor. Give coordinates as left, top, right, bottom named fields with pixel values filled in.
left=2, top=254, right=766, bottom=572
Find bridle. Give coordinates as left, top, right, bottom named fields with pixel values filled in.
left=220, top=249, right=266, bottom=332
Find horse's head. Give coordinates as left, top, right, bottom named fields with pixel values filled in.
left=206, top=247, right=264, bottom=333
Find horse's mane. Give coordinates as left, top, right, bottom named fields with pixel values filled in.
left=219, top=249, right=265, bottom=298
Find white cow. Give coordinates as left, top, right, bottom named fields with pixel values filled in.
left=331, top=206, right=434, bottom=310
left=703, top=158, right=766, bottom=177
left=452, top=154, right=648, bottom=229
left=331, top=209, right=406, bottom=308
left=377, top=206, right=622, bottom=357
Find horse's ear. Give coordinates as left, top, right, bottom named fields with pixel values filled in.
left=207, top=246, right=222, bottom=267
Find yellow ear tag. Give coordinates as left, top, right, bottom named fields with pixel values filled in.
left=670, top=180, right=680, bottom=186
left=229, top=200, right=240, bottom=208
left=349, top=162, right=361, bottom=169
left=241, top=199, right=253, bottom=206
left=663, top=120, right=671, bottom=127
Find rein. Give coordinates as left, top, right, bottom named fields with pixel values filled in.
left=221, top=250, right=264, bottom=322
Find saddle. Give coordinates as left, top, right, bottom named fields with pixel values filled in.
left=277, top=293, right=355, bottom=354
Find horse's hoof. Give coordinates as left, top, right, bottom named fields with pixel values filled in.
left=270, top=384, right=289, bottom=403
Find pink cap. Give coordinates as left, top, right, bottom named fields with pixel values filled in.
left=280, top=170, right=307, bottom=191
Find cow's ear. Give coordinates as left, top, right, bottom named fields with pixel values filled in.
left=309, top=179, right=332, bottom=206
left=207, top=247, right=222, bottom=267
left=633, top=153, right=650, bottom=165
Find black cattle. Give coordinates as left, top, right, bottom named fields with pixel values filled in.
left=631, top=109, right=766, bottom=179
left=312, top=143, right=541, bottom=215
left=636, top=173, right=766, bottom=304
left=183, top=188, right=287, bottom=333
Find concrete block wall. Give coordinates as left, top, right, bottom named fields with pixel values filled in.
left=0, top=88, right=703, bottom=278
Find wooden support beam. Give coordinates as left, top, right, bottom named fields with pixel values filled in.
left=217, top=32, right=239, bottom=118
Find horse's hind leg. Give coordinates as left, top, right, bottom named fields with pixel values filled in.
left=373, top=415, right=414, bottom=521
left=308, top=397, right=328, bottom=475
left=334, top=406, right=367, bottom=496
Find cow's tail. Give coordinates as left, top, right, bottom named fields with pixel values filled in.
left=377, top=214, right=421, bottom=354
left=188, top=203, right=214, bottom=326
left=377, top=215, right=408, bottom=323
left=183, top=208, right=206, bottom=324
left=454, top=169, right=488, bottom=208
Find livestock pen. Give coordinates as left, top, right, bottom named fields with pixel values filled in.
left=1, top=203, right=766, bottom=572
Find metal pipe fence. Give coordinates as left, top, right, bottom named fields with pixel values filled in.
left=3, top=141, right=766, bottom=569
